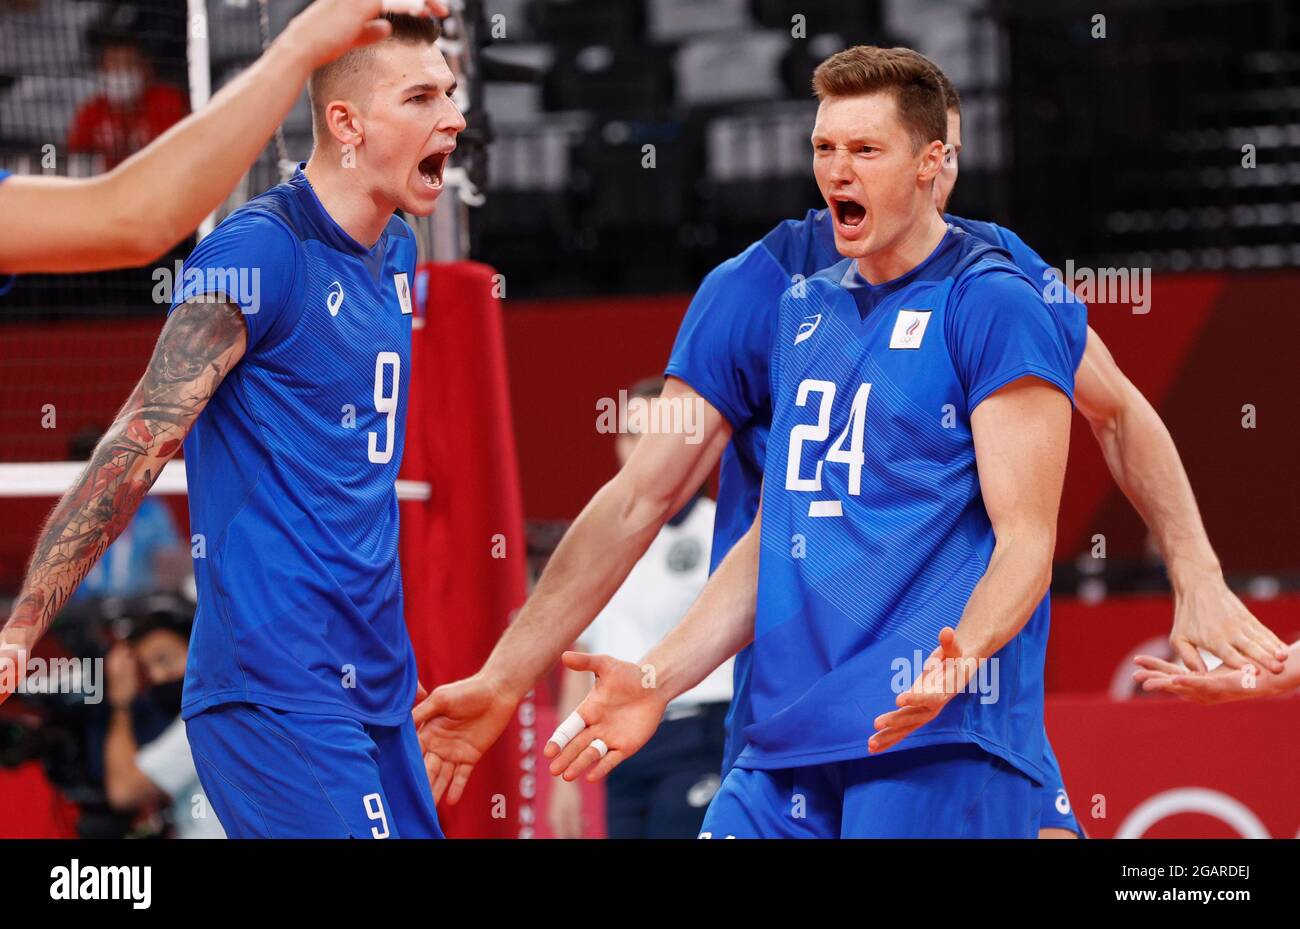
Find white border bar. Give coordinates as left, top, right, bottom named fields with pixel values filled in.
left=0, top=462, right=431, bottom=501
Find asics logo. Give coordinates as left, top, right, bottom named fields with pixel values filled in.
left=794, top=314, right=822, bottom=345
left=327, top=281, right=345, bottom=316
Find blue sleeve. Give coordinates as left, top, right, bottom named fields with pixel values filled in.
left=168, top=210, right=301, bottom=353
left=994, top=224, right=1089, bottom=376
left=664, top=243, right=785, bottom=430
left=947, top=268, right=1077, bottom=412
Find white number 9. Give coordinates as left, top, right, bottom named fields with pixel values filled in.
left=368, top=351, right=400, bottom=464
left=363, top=792, right=390, bottom=839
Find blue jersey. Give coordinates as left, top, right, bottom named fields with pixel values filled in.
left=666, top=209, right=839, bottom=568
left=741, top=226, right=1075, bottom=777
left=666, top=209, right=1088, bottom=774
left=945, top=214, right=1088, bottom=374
left=170, top=168, right=419, bottom=726
left=665, top=208, right=838, bottom=770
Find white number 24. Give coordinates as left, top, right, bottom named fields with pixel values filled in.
left=368, top=351, right=400, bottom=464
left=785, top=378, right=872, bottom=498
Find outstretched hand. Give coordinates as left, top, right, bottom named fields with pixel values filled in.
left=870, top=627, right=973, bottom=753
left=1133, top=652, right=1297, bottom=705
left=413, top=673, right=518, bottom=805
left=544, top=651, right=667, bottom=784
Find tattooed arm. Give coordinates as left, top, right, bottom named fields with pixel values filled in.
left=0, top=299, right=246, bottom=702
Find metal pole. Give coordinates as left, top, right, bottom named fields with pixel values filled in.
left=186, top=0, right=215, bottom=240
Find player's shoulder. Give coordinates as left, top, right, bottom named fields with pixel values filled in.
left=206, top=185, right=305, bottom=256
left=692, top=236, right=794, bottom=310
left=945, top=213, right=1008, bottom=248
left=758, top=208, right=838, bottom=277
left=947, top=214, right=1048, bottom=275
left=233, top=178, right=309, bottom=236
left=698, top=208, right=834, bottom=298
left=948, top=226, right=1027, bottom=284
left=946, top=227, right=1047, bottom=312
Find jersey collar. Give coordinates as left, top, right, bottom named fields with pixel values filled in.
left=841, top=225, right=960, bottom=319
left=289, top=165, right=391, bottom=278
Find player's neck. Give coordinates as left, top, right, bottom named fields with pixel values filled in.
left=854, top=209, right=948, bottom=286
left=302, top=155, right=392, bottom=250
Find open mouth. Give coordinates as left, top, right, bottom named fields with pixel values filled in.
left=418, top=150, right=451, bottom=190
left=833, top=196, right=867, bottom=229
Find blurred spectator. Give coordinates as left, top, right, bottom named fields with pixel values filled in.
left=548, top=377, right=731, bottom=839
left=66, top=427, right=189, bottom=602
left=103, top=607, right=223, bottom=838
left=67, top=28, right=187, bottom=170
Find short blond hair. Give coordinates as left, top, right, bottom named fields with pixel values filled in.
left=307, top=14, right=442, bottom=139
left=812, top=46, right=947, bottom=152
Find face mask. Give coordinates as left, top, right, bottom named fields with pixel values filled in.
left=102, top=68, right=144, bottom=107
left=150, top=679, right=184, bottom=717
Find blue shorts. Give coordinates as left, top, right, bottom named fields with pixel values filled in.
left=186, top=702, right=444, bottom=839
left=1039, top=785, right=1083, bottom=836
left=1038, top=737, right=1084, bottom=836
left=700, top=743, right=1037, bottom=838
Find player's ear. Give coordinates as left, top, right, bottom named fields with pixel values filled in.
left=323, top=99, right=364, bottom=150
left=917, top=139, right=945, bottom=184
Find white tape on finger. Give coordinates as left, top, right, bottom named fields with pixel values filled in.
left=547, top=710, right=587, bottom=751
left=381, top=0, right=426, bottom=14
left=590, top=738, right=609, bottom=759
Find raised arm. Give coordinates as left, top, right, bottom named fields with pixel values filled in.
left=0, top=299, right=246, bottom=702
left=413, top=376, right=732, bottom=803
left=871, top=377, right=1070, bottom=752
left=1074, top=327, right=1287, bottom=673
left=0, top=0, right=447, bottom=273
left=543, top=507, right=761, bottom=783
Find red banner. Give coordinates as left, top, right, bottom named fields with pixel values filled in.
left=400, top=260, right=529, bottom=838
left=1047, top=694, right=1300, bottom=838
left=1047, top=595, right=1300, bottom=696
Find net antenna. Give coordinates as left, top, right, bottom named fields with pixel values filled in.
left=187, top=0, right=215, bottom=239
left=257, top=0, right=299, bottom=186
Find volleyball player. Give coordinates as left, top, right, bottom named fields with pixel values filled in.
left=1, top=13, right=463, bottom=838
left=0, top=0, right=446, bottom=276
left=414, top=49, right=1284, bottom=833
